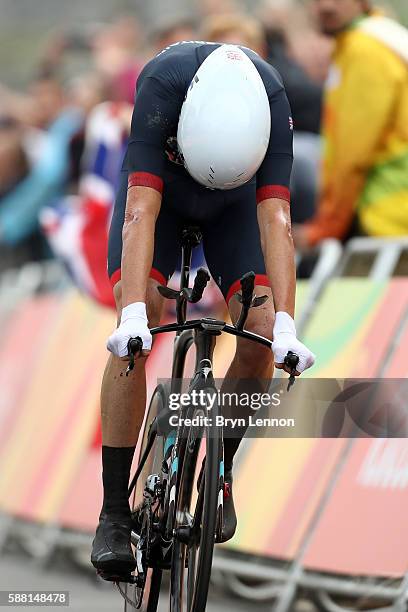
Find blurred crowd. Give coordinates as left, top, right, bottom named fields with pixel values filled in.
left=0, top=0, right=407, bottom=308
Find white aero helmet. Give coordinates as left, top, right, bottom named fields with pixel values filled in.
left=177, top=44, right=271, bottom=190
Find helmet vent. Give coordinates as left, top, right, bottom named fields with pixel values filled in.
left=188, top=75, right=200, bottom=92
left=228, top=172, right=246, bottom=185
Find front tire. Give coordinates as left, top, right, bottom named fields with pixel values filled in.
left=123, top=384, right=171, bottom=611
left=170, top=387, right=222, bottom=612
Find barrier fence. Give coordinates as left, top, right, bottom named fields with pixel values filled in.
left=0, top=239, right=407, bottom=610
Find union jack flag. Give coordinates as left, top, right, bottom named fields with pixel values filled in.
left=40, top=103, right=128, bottom=309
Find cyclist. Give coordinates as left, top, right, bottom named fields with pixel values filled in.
left=91, top=41, right=315, bottom=577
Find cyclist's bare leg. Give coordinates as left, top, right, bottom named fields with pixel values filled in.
left=97, top=278, right=163, bottom=521
left=101, top=278, right=164, bottom=447
left=214, top=285, right=274, bottom=542
left=92, top=277, right=165, bottom=572
left=226, top=284, right=274, bottom=380
left=223, top=285, right=274, bottom=464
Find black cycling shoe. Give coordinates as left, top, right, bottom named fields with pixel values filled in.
left=217, top=469, right=237, bottom=543
left=91, top=513, right=136, bottom=577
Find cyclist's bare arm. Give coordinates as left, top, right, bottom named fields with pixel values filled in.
left=121, top=185, right=162, bottom=308
left=257, top=197, right=296, bottom=318
left=256, top=197, right=316, bottom=376
left=254, top=77, right=295, bottom=320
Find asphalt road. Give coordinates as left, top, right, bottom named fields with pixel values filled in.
left=0, top=552, right=280, bottom=612
left=0, top=545, right=320, bottom=612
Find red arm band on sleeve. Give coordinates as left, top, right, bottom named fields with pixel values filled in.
left=256, top=185, right=290, bottom=205
left=128, top=171, right=164, bottom=195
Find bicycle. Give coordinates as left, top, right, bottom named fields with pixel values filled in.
left=101, top=226, right=299, bottom=612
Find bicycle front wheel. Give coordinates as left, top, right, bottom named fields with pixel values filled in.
left=123, top=383, right=170, bottom=612
left=170, top=387, right=223, bottom=612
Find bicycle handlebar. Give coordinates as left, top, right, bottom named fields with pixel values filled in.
left=125, top=323, right=299, bottom=389
left=149, top=319, right=269, bottom=344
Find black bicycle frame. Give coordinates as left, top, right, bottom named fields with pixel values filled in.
left=127, top=227, right=272, bottom=501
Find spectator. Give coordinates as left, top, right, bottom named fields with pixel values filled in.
left=0, top=119, right=45, bottom=270
left=150, top=16, right=197, bottom=53
left=0, top=121, right=28, bottom=196
left=259, top=0, right=331, bottom=225
left=258, top=0, right=328, bottom=134
left=91, top=17, right=145, bottom=103
left=27, top=74, right=65, bottom=129
left=0, top=76, right=84, bottom=254
left=200, top=13, right=267, bottom=56
left=0, top=83, right=37, bottom=127
left=293, top=0, right=408, bottom=249
left=199, top=0, right=240, bottom=18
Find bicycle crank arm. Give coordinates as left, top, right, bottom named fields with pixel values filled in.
left=130, top=530, right=140, bottom=546
left=97, top=570, right=141, bottom=585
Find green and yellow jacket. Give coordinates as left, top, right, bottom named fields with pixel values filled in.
left=305, top=13, right=408, bottom=244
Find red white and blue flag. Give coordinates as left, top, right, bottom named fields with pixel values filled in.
left=40, top=103, right=128, bottom=309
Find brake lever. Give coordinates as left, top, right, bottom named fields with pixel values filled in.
left=121, top=337, right=143, bottom=377
left=125, top=358, right=134, bottom=377
left=284, top=351, right=299, bottom=392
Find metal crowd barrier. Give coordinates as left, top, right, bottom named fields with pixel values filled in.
left=212, top=236, right=408, bottom=611
left=1, top=240, right=408, bottom=610
left=0, top=260, right=74, bottom=569
left=336, top=236, right=408, bottom=280
left=296, top=239, right=343, bottom=337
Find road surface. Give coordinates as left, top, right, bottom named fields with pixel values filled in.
left=0, top=552, right=315, bottom=612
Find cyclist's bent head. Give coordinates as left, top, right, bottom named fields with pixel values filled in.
left=177, top=44, right=271, bottom=190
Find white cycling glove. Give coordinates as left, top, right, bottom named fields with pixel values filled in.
left=272, top=311, right=315, bottom=374
left=107, top=302, right=152, bottom=358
